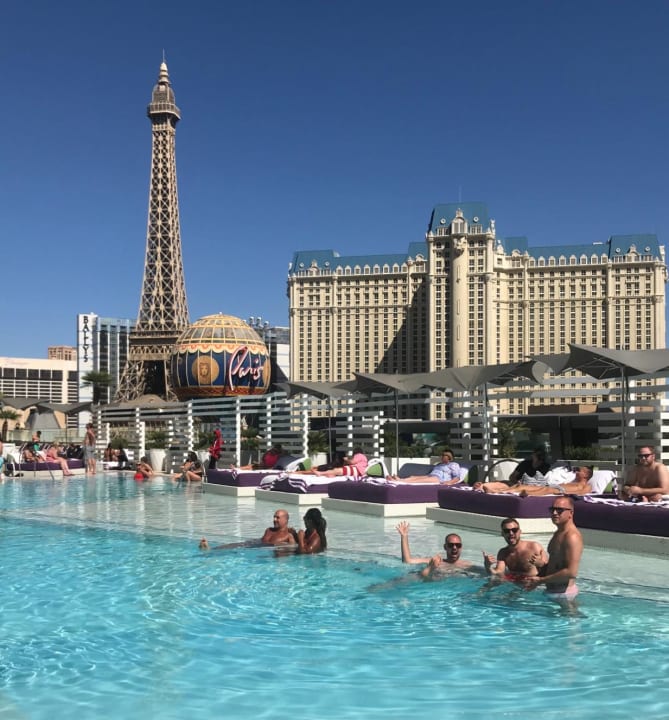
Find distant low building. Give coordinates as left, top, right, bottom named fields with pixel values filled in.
left=48, top=345, right=77, bottom=361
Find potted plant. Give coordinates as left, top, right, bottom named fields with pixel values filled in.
left=240, top=427, right=260, bottom=465
left=145, top=429, right=169, bottom=472
left=308, top=430, right=329, bottom=467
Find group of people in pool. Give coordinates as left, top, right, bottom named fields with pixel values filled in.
left=198, top=507, right=327, bottom=555
left=396, top=493, right=582, bottom=600
left=197, top=493, right=582, bottom=601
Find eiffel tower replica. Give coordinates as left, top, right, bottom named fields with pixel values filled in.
left=117, top=61, right=190, bottom=401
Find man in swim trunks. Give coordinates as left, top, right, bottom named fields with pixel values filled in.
left=396, top=520, right=472, bottom=578
left=483, top=517, right=548, bottom=582
left=199, top=509, right=298, bottom=550
left=622, top=445, right=669, bottom=502
left=524, top=497, right=583, bottom=601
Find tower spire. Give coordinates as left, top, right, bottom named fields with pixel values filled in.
left=117, top=61, right=190, bottom=401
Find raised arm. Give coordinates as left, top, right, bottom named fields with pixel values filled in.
left=395, top=521, right=429, bottom=564
left=482, top=549, right=507, bottom=577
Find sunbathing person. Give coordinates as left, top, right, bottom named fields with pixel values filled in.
left=172, top=452, right=204, bottom=482
left=199, top=508, right=298, bottom=550
left=235, top=444, right=284, bottom=470
left=312, top=447, right=368, bottom=478
left=23, top=446, right=39, bottom=463
left=483, top=466, right=594, bottom=496
left=45, top=443, right=74, bottom=476
left=387, top=449, right=462, bottom=485
left=483, top=517, right=547, bottom=583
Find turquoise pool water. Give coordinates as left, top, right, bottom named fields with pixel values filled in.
left=2, top=475, right=669, bottom=719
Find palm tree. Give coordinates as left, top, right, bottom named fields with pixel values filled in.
left=497, top=419, right=530, bottom=458
left=81, top=371, right=114, bottom=405
left=0, top=408, right=20, bottom=442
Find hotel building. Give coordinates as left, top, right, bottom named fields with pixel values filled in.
left=77, top=314, right=135, bottom=406
left=288, top=202, right=667, bottom=417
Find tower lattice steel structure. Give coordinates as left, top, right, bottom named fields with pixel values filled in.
left=117, top=61, right=190, bottom=400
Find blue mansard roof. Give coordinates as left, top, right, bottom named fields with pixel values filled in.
left=501, top=233, right=662, bottom=261
left=290, top=204, right=663, bottom=272
left=290, top=243, right=428, bottom=272
left=428, top=202, right=491, bottom=232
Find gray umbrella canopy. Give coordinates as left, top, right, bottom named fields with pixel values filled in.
left=35, top=401, right=93, bottom=415
left=414, top=361, right=548, bottom=464
left=347, top=372, right=426, bottom=469
left=107, top=394, right=183, bottom=410
left=563, top=344, right=669, bottom=380
left=278, top=381, right=354, bottom=460
left=0, top=397, right=42, bottom=411
left=278, top=381, right=352, bottom=400
left=415, top=360, right=547, bottom=392
left=559, top=344, right=669, bottom=471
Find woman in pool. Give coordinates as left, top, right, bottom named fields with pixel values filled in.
left=297, top=508, right=327, bottom=554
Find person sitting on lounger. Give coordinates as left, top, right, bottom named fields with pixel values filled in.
left=172, top=452, right=204, bottom=482
left=199, top=508, right=298, bottom=550
left=23, top=445, right=39, bottom=463
left=387, top=449, right=462, bottom=485
left=45, top=443, right=74, bottom=476
left=312, top=447, right=368, bottom=478
left=507, top=447, right=551, bottom=485
left=396, top=520, right=472, bottom=578
left=483, top=517, right=547, bottom=583
left=483, top=466, right=594, bottom=496
left=235, top=444, right=284, bottom=470
left=622, top=445, right=669, bottom=502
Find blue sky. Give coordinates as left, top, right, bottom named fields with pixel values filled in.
left=3, top=0, right=669, bottom=357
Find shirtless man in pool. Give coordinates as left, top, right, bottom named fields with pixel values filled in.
left=198, top=509, right=297, bottom=550
left=524, top=497, right=583, bottom=601
left=396, top=521, right=472, bottom=579
left=483, top=517, right=547, bottom=583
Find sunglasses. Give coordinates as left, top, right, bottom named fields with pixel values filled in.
left=549, top=506, right=571, bottom=515
left=502, top=527, right=520, bottom=534
left=445, top=542, right=462, bottom=549
left=637, top=453, right=653, bottom=459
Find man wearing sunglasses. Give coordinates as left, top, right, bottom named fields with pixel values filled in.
left=396, top=521, right=473, bottom=578
left=524, top=497, right=583, bottom=601
left=483, top=518, right=547, bottom=582
left=622, top=446, right=669, bottom=502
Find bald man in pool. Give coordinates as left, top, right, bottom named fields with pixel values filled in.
left=198, top=509, right=298, bottom=550
left=396, top=520, right=473, bottom=578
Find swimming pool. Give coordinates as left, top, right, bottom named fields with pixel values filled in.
left=2, top=475, right=669, bottom=719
